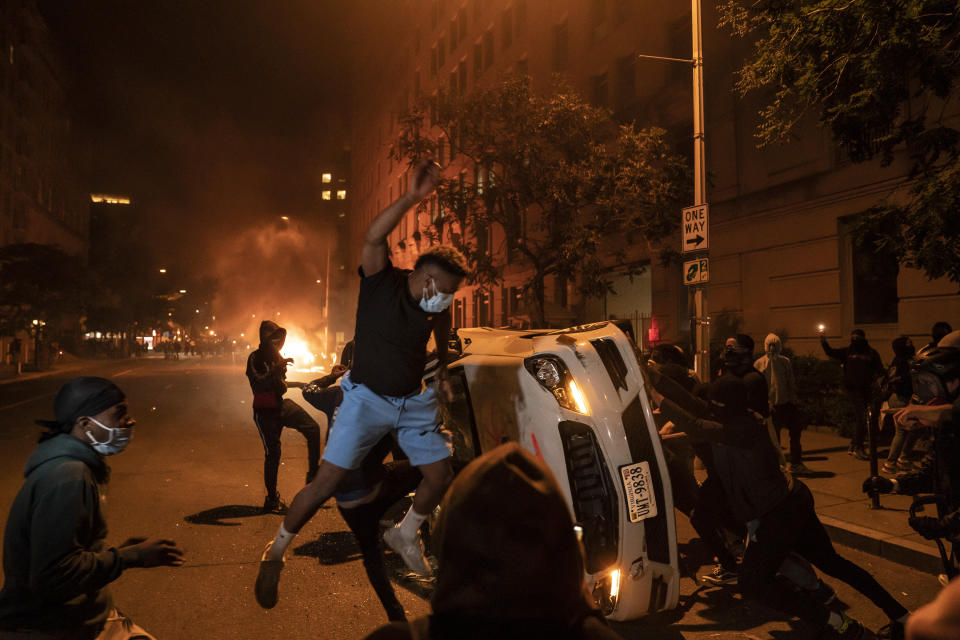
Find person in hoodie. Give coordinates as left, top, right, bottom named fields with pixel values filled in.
left=821, top=328, right=885, bottom=460
left=720, top=334, right=769, bottom=418
left=755, top=333, right=812, bottom=475
left=364, top=443, right=623, bottom=640
left=245, top=320, right=322, bottom=513
left=0, top=377, right=184, bottom=640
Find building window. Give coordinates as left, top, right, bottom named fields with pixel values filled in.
left=501, top=7, right=513, bottom=50
left=336, top=190, right=346, bottom=200
left=553, top=21, right=569, bottom=72
left=473, top=42, right=483, bottom=78
left=322, top=172, right=332, bottom=183
left=851, top=234, right=899, bottom=325
left=589, top=0, right=608, bottom=44
left=615, top=55, right=636, bottom=111
left=483, top=28, right=494, bottom=69
left=322, top=190, right=332, bottom=200
left=590, top=72, right=609, bottom=108
left=515, top=0, right=527, bottom=32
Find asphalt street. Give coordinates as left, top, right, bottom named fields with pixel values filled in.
left=0, top=358, right=945, bottom=639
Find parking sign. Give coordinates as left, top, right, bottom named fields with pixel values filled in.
left=683, top=258, right=709, bottom=285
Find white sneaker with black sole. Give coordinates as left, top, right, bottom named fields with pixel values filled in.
left=383, top=526, right=432, bottom=577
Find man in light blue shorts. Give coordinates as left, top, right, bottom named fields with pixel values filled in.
left=256, top=159, right=466, bottom=607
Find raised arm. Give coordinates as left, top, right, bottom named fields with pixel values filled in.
left=361, top=159, right=439, bottom=277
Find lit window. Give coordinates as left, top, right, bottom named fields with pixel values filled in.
left=322, top=190, right=332, bottom=200
left=336, top=190, right=347, bottom=200
left=322, top=173, right=332, bottom=183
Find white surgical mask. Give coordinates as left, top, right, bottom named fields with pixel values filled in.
left=420, top=279, right=454, bottom=313
left=85, top=416, right=133, bottom=456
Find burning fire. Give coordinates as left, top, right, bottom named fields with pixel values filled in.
left=282, top=333, right=316, bottom=366
left=280, top=328, right=329, bottom=374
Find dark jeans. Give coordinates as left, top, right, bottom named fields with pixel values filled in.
left=845, top=387, right=872, bottom=450
left=690, top=476, right=742, bottom=572
left=772, top=403, right=804, bottom=465
left=337, top=462, right=422, bottom=622
left=740, top=481, right=907, bottom=628
left=253, top=398, right=321, bottom=496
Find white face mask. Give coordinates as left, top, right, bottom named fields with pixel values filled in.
left=420, top=278, right=454, bottom=313
left=85, top=416, right=133, bottom=456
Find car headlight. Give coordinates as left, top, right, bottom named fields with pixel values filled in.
left=592, top=568, right=621, bottom=615
left=524, top=355, right=590, bottom=414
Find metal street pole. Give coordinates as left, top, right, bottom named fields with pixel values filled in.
left=691, top=0, right=710, bottom=380
left=323, top=244, right=331, bottom=357
left=637, top=1, right=710, bottom=379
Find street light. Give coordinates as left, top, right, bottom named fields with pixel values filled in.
left=159, top=268, right=167, bottom=274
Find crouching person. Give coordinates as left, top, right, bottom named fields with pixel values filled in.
left=0, top=377, right=184, bottom=640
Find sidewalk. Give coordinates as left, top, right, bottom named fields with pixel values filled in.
left=0, top=357, right=94, bottom=386
left=796, top=428, right=947, bottom=576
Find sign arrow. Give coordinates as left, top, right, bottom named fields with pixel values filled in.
left=685, top=234, right=704, bottom=247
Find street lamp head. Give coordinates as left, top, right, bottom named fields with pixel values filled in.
left=159, top=268, right=167, bottom=274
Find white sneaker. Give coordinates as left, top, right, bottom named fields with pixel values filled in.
left=383, top=526, right=432, bottom=577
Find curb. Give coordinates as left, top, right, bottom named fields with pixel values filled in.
left=818, top=514, right=945, bottom=576
left=0, top=363, right=90, bottom=386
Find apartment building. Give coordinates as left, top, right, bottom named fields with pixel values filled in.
left=347, top=0, right=960, bottom=359
left=0, top=0, right=86, bottom=256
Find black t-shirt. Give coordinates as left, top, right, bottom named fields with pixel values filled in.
left=350, top=262, right=445, bottom=397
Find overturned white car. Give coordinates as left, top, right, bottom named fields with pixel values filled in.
left=437, top=322, right=679, bottom=621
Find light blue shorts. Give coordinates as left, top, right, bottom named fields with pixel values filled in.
left=322, top=372, right=452, bottom=470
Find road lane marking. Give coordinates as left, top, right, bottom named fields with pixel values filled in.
left=0, top=393, right=55, bottom=411
left=115, top=369, right=134, bottom=377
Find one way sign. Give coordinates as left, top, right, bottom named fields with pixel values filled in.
left=682, top=204, right=709, bottom=254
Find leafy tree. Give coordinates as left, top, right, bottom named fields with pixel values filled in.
left=393, top=76, right=690, bottom=327
left=0, top=243, right=90, bottom=339
left=718, top=0, right=960, bottom=283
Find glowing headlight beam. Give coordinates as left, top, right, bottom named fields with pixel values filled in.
left=568, top=379, right=589, bottom=414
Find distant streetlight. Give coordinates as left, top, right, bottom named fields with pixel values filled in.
left=316, top=279, right=322, bottom=284
left=159, top=268, right=167, bottom=274
left=179, top=289, right=187, bottom=294
left=195, top=309, right=200, bottom=314
left=281, top=216, right=290, bottom=221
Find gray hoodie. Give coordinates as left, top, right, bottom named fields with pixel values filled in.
left=0, top=434, right=122, bottom=638
left=754, top=333, right=798, bottom=406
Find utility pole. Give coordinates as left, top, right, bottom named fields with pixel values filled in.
left=637, top=0, right=710, bottom=379
left=323, top=244, right=331, bottom=357
left=691, top=0, right=710, bottom=379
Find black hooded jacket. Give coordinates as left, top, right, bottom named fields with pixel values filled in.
left=821, top=336, right=884, bottom=391
left=245, top=320, right=288, bottom=409
left=656, top=372, right=789, bottom=524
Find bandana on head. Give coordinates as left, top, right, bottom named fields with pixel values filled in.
left=36, top=376, right=125, bottom=438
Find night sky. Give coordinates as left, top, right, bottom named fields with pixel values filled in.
left=37, top=0, right=354, bottom=271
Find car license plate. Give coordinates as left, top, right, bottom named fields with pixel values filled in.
left=620, top=461, right=658, bottom=522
